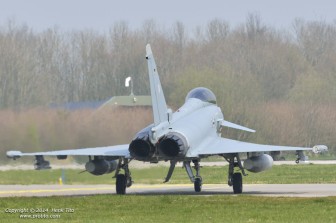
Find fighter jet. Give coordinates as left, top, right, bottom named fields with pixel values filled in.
left=7, top=44, right=327, bottom=194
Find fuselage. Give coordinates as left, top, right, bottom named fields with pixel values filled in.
left=129, top=87, right=224, bottom=162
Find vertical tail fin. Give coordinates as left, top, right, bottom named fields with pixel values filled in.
left=146, top=44, right=168, bottom=126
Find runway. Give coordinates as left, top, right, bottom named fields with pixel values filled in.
left=1, top=184, right=336, bottom=197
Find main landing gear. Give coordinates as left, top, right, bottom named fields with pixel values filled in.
left=115, top=158, right=133, bottom=195
left=183, top=160, right=202, bottom=192
left=295, top=150, right=307, bottom=164
left=225, top=154, right=246, bottom=194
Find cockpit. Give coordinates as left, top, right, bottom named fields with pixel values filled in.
left=185, top=87, right=217, bottom=104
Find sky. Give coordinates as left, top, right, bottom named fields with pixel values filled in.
left=1, top=0, right=335, bottom=32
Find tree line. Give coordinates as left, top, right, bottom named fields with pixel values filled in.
left=1, top=15, right=335, bottom=108
left=0, top=14, right=335, bottom=155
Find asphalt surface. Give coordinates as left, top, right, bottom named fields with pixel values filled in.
left=1, top=160, right=335, bottom=198
left=1, top=184, right=336, bottom=197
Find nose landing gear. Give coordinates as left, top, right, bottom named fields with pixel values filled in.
left=184, top=160, right=203, bottom=192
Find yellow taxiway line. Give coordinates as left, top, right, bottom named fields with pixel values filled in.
left=0, top=184, right=196, bottom=195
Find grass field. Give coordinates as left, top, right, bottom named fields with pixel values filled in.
left=1, top=164, right=336, bottom=185
left=1, top=195, right=336, bottom=223
left=1, top=165, right=336, bottom=223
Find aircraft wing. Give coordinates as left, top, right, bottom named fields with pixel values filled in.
left=6, top=144, right=130, bottom=159
left=193, top=137, right=327, bottom=156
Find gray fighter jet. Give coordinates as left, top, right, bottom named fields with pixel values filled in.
left=7, top=44, right=327, bottom=194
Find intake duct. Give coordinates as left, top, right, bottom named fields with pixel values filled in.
left=85, top=157, right=117, bottom=176
left=158, top=132, right=188, bottom=158
left=129, top=135, right=155, bottom=160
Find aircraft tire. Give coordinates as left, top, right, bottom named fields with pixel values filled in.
left=116, top=174, right=127, bottom=194
left=232, top=172, right=243, bottom=194
left=194, top=178, right=202, bottom=192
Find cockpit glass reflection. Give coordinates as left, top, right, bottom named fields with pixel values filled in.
left=185, top=87, right=217, bottom=104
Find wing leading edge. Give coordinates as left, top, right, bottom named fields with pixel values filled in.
left=7, top=144, right=130, bottom=159
left=194, top=137, right=327, bottom=156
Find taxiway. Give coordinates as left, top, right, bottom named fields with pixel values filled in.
left=1, top=184, right=335, bottom=197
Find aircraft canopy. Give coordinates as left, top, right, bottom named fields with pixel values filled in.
left=185, top=87, right=217, bottom=104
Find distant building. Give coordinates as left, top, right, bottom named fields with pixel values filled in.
left=52, top=77, right=152, bottom=110
left=51, top=95, right=151, bottom=111
left=99, top=95, right=151, bottom=108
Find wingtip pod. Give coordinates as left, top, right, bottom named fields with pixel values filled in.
left=6, top=151, right=22, bottom=159
left=312, top=145, right=328, bottom=154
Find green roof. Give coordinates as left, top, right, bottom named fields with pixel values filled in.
left=99, top=95, right=152, bottom=108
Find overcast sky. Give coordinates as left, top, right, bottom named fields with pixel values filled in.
left=1, top=0, right=335, bottom=32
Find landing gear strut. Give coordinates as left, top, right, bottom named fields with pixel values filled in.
left=115, top=158, right=132, bottom=194
left=295, top=150, right=307, bottom=164
left=225, top=154, right=246, bottom=194
left=164, top=160, right=177, bottom=183
left=184, top=160, right=202, bottom=192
